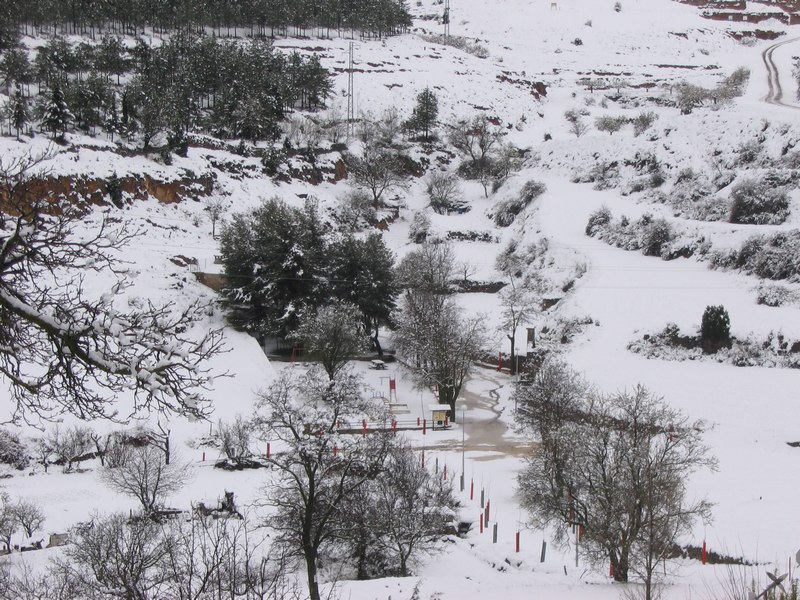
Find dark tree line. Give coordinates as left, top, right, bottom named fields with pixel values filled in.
left=1, top=32, right=331, bottom=145
left=1, top=0, right=411, bottom=39
left=218, top=196, right=397, bottom=351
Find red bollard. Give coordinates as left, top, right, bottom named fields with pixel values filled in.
left=392, top=419, right=397, bottom=434
left=333, top=444, right=338, bottom=457
left=362, top=419, right=367, bottom=436
left=444, top=415, right=449, bottom=427
left=610, top=564, right=615, bottom=578
left=516, top=531, right=520, bottom=553
left=266, top=443, right=271, bottom=460
left=702, top=541, right=707, bottom=565
left=485, top=499, right=490, bottom=521
left=443, top=465, right=447, bottom=480
left=497, top=352, right=503, bottom=371
left=479, top=514, right=484, bottom=534
left=423, top=419, right=427, bottom=435
left=470, top=479, right=474, bottom=500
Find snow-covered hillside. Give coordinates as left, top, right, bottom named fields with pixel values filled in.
left=2, top=0, right=800, bottom=598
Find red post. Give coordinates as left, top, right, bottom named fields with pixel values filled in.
left=202, top=451, right=205, bottom=462
left=497, top=353, right=503, bottom=371
left=417, top=416, right=420, bottom=426
left=701, top=541, right=707, bottom=565
left=579, top=525, right=584, bottom=541
left=266, top=443, right=271, bottom=460
left=485, top=499, right=490, bottom=521
left=516, top=531, right=520, bottom=553
left=610, top=564, right=615, bottom=578
left=391, top=419, right=397, bottom=434
left=421, top=449, right=425, bottom=468
left=480, top=513, right=484, bottom=533
left=362, top=419, right=367, bottom=436
left=333, top=444, right=338, bottom=457
left=470, top=479, right=474, bottom=500
left=443, top=465, right=447, bottom=480
left=444, top=415, right=449, bottom=427
left=423, top=419, right=427, bottom=435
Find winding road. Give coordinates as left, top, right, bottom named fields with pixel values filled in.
left=761, top=36, right=800, bottom=109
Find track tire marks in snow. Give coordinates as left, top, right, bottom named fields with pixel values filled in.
left=762, top=37, right=800, bottom=109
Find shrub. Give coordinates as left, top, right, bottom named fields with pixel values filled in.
left=641, top=218, right=673, bottom=256
left=700, top=305, right=731, bottom=353
left=632, top=111, right=657, bottom=136
left=756, top=284, right=797, bottom=307
left=729, top=179, right=790, bottom=225
left=493, top=180, right=547, bottom=227
left=408, top=211, right=431, bottom=243
left=426, top=171, right=465, bottom=214
left=0, top=429, right=28, bottom=470
left=595, top=115, right=628, bottom=135
left=585, top=206, right=613, bottom=236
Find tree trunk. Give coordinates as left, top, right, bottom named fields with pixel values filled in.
left=508, top=332, right=516, bottom=375
left=372, top=325, right=383, bottom=357
left=439, top=383, right=457, bottom=422
left=304, top=545, right=321, bottom=600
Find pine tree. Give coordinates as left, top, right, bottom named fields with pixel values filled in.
left=10, top=85, right=29, bottom=140
left=41, top=81, right=74, bottom=142
left=407, top=87, right=438, bottom=140
left=104, top=92, right=121, bottom=141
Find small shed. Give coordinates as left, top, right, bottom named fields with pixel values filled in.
left=428, top=404, right=452, bottom=429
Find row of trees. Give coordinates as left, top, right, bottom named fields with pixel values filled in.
left=2, top=33, right=331, bottom=145
left=1, top=0, right=412, bottom=39
left=0, top=366, right=456, bottom=600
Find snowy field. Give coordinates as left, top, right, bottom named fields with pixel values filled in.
left=3, top=0, right=800, bottom=598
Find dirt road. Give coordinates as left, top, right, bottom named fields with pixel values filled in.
left=761, top=36, right=800, bottom=109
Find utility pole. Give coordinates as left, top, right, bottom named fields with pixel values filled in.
left=346, top=41, right=355, bottom=143
left=443, top=0, right=451, bottom=39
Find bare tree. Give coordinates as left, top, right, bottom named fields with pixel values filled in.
left=362, top=444, right=457, bottom=576
left=395, top=244, right=485, bottom=421
left=12, top=498, right=45, bottom=538
left=343, top=146, right=407, bottom=209
left=564, top=109, right=589, bottom=137
left=204, top=196, right=227, bottom=238
left=425, top=171, right=464, bottom=214
left=294, top=300, right=369, bottom=380
left=216, top=415, right=253, bottom=466
left=515, top=370, right=715, bottom=597
left=0, top=152, right=225, bottom=423
left=46, top=425, right=93, bottom=473
left=499, top=279, right=538, bottom=375
left=61, top=513, right=170, bottom=599
left=448, top=115, right=503, bottom=163
left=100, top=443, right=190, bottom=514
left=254, top=369, right=394, bottom=600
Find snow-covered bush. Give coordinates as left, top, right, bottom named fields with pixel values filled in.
left=493, top=180, right=547, bottom=226
left=728, top=178, right=790, bottom=225
left=632, top=111, right=657, bottom=136
left=426, top=171, right=465, bottom=214
left=756, top=284, right=798, bottom=307
left=585, top=206, right=612, bottom=236
left=711, top=230, right=800, bottom=280
left=0, top=429, right=28, bottom=470
left=641, top=217, right=673, bottom=257
left=408, top=211, right=431, bottom=243
left=595, top=115, right=628, bottom=135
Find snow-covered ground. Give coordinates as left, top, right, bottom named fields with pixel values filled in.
left=3, top=0, right=800, bottom=597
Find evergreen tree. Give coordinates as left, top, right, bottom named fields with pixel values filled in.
left=407, top=87, right=438, bottom=140
left=329, top=233, right=397, bottom=355
left=41, top=81, right=74, bottom=142
left=104, top=92, right=122, bottom=141
left=10, top=85, right=29, bottom=140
